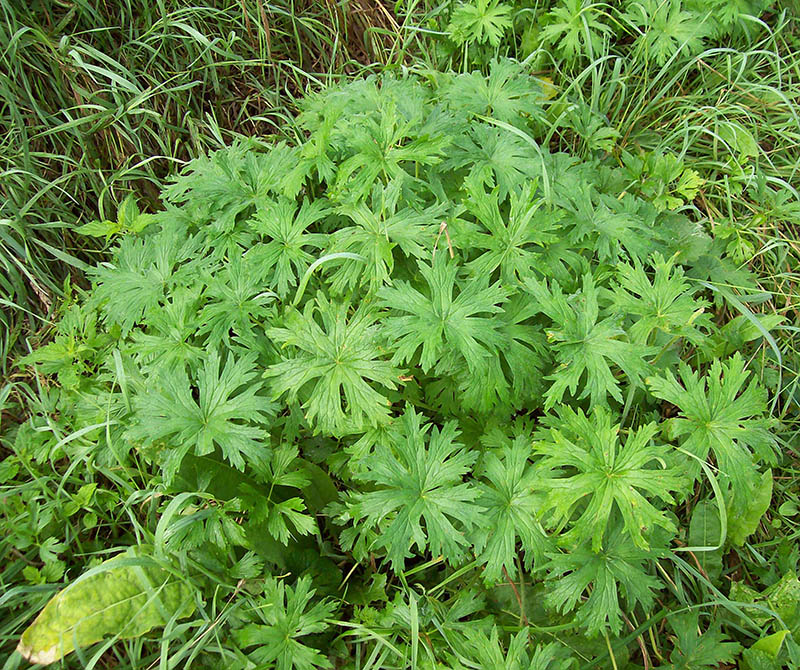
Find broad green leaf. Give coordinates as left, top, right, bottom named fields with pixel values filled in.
left=752, top=630, right=789, bottom=658
left=730, top=573, right=800, bottom=633
left=728, top=469, right=773, bottom=546
left=762, top=572, right=800, bottom=633
left=688, top=501, right=723, bottom=581
left=76, top=196, right=154, bottom=238
left=298, top=460, right=340, bottom=513
left=17, top=548, right=194, bottom=665
left=719, top=123, right=760, bottom=161
left=75, top=219, right=120, bottom=238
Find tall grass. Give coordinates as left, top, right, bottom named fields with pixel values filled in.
left=0, top=0, right=424, bottom=371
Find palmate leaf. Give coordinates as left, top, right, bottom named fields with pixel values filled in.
left=463, top=176, right=559, bottom=285
left=526, top=273, right=654, bottom=409
left=130, top=349, right=274, bottom=482
left=473, top=437, right=549, bottom=582
left=265, top=295, right=400, bottom=437
left=442, top=58, right=544, bottom=126
left=331, top=101, right=450, bottom=202
left=378, top=255, right=508, bottom=376
left=543, top=523, right=663, bottom=636
left=428, top=356, right=511, bottom=416
left=238, top=445, right=318, bottom=546
left=130, top=287, right=204, bottom=373
left=441, top=293, right=547, bottom=415
left=628, top=0, right=708, bottom=65
left=234, top=576, right=337, bottom=670
left=89, top=223, right=202, bottom=336
left=536, top=406, right=683, bottom=551
left=563, top=185, right=656, bottom=263
left=657, top=611, right=742, bottom=669
left=455, top=626, right=573, bottom=670
left=647, top=353, right=778, bottom=495
left=18, top=303, right=110, bottom=389
left=445, top=125, right=538, bottom=202
left=196, top=255, right=276, bottom=348
left=495, top=293, right=549, bottom=407
left=349, top=406, right=482, bottom=570
left=609, top=252, right=710, bottom=345
left=541, top=0, right=612, bottom=63
left=447, top=0, right=514, bottom=47
left=245, top=196, right=328, bottom=298
left=695, top=0, right=774, bottom=33
left=161, top=497, right=250, bottom=553
left=329, top=196, right=446, bottom=291
left=163, top=140, right=299, bottom=230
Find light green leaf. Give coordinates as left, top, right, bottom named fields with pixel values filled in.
left=74, top=219, right=120, bottom=238
left=76, top=195, right=153, bottom=238
left=762, top=572, right=800, bottom=632
left=117, top=194, right=140, bottom=229
left=675, top=168, right=704, bottom=201
left=752, top=629, right=789, bottom=658
left=730, top=572, right=800, bottom=632
left=728, top=469, right=773, bottom=546
left=17, top=548, right=195, bottom=665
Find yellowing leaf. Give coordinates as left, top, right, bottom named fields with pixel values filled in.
left=17, top=548, right=195, bottom=665
left=538, top=76, right=558, bottom=100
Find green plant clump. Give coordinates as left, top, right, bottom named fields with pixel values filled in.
left=441, top=0, right=778, bottom=69
left=5, top=60, right=797, bottom=667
